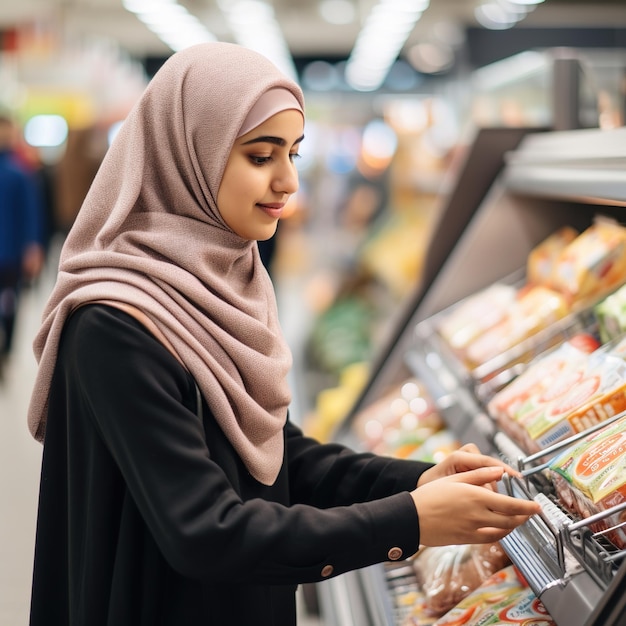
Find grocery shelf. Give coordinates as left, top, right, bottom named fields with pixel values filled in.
left=503, top=127, right=626, bottom=207
left=325, top=126, right=626, bottom=626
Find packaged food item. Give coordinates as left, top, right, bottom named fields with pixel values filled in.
left=351, top=378, right=443, bottom=456
left=519, top=350, right=626, bottom=453
left=412, top=542, right=510, bottom=617
left=527, top=226, right=579, bottom=286
left=549, top=414, right=626, bottom=549
left=487, top=335, right=600, bottom=427
left=550, top=216, right=626, bottom=306
left=437, top=284, right=517, bottom=354
left=464, top=286, right=568, bottom=369
left=595, top=283, right=626, bottom=342
left=432, top=566, right=555, bottom=626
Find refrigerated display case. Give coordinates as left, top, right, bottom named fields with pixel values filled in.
left=320, top=125, right=626, bottom=626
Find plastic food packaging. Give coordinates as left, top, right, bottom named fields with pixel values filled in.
left=595, top=284, right=626, bottom=342
left=463, top=285, right=569, bottom=369
left=412, top=542, right=510, bottom=617
left=549, top=216, right=626, bottom=306
left=351, top=378, right=444, bottom=457
left=432, top=566, right=555, bottom=625
left=549, top=414, right=626, bottom=549
left=527, top=226, right=579, bottom=286
left=437, top=284, right=517, bottom=354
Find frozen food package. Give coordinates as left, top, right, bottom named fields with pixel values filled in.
left=488, top=338, right=595, bottom=422
left=464, top=285, right=569, bottom=369
left=519, top=349, right=626, bottom=453
left=432, top=566, right=555, bottom=626
left=487, top=338, right=598, bottom=450
left=549, top=414, right=626, bottom=548
left=527, top=226, right=579, bottom=286
left=550, top=216, right=626, bottom=306
left=436, top=284, right=517, bottom=354
left=412, top=542, right=510, bottom=617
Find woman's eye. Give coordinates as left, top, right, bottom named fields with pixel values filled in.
left=250, top=155, right=271, bottom=165
left=289, top=153, right=301, bottom=162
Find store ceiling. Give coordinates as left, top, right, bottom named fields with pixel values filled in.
left=1, top=0, right=625, bottom=62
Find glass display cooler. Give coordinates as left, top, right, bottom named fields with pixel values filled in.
left=318, top=125, right=626, bottom=626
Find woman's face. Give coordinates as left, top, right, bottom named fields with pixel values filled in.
left=217, top=109, right=304, bottom=241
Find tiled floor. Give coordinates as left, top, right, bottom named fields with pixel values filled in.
left=0, top=240, right=323, bottom=625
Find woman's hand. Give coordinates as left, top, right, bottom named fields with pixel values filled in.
left=417, top=443, right=520, bottom=489
left=410, top=466, right=541, bottom=546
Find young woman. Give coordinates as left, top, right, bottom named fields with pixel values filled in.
left=27, top=42, right=540, bottom=625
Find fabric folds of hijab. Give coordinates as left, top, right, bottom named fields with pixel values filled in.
left=27, top=42, right=305, bottom=486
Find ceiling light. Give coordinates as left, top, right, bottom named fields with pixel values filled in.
left=319, top=0, right=356, bottom=25
left=345, top=0, right=430, bottom=91
left=218, top=0, right=297, bottom=81
left=475, top=3, right=520, bottom=30
left=123, top=0, right=216, bottom=51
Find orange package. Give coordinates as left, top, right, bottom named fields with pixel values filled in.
left=550, top=216, right=626, bottom=306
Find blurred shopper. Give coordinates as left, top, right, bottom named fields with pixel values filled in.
left=27, top=43, right=539, bottom=626
left=0, top=114, right=45, bottom=378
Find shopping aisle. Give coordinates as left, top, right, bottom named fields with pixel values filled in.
left=0, top=274, right=47, bottom=624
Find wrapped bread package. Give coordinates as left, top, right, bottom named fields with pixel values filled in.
left=412, top=542, right=510, bottom=617
left=549, top=414, right=626, bottom=549
left=432, top=566, right=555, bottom=626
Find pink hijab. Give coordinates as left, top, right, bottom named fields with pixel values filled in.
left=28, top=42, right=305, bottom=486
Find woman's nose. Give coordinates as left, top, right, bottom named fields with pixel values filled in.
left=273, top=161, right=299, bottom=195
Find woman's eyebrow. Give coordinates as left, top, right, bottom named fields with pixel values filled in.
left=241, top=134, right=305, bottom=147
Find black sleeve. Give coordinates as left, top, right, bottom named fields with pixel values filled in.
left=284, top=420, right=434, bottom=508
left=67, top=305, right=422, bottom=586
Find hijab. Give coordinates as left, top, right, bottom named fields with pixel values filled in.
left=27, top=42, right=305, bottom=486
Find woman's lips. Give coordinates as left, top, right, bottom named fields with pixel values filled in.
left=257, top=203, right=285, bottom=219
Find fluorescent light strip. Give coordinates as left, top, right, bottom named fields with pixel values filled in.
left=475, top=0, right=543, bottom=31
left=345, top=0, right=430, bottom=91
left=123, top=0, right=216, bottom=52
left=218, top=0, right=298, bottom=81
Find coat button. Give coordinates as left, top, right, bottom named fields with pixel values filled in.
left=387, top=547, right=403, bottom=561
left=321, top=565, right=334, bottom=577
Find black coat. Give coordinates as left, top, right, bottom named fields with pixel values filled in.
left=30, top=305, right=431, bottom=625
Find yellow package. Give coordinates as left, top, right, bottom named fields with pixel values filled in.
left=527, top=226, right=578, bottom=286
left=550, top=216, right=626, bottom=305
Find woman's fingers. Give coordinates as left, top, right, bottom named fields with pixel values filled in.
left=411, top=473, right=541, bottom=546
